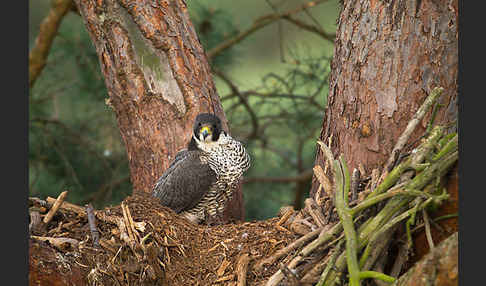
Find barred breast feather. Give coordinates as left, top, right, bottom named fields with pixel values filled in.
left=152, top=132, right=250, bottom=223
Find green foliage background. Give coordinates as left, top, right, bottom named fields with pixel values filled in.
left=29, top=0, right=340, bottom=220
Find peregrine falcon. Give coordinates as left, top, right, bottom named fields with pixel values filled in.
left=152, top=113, right=250, bottom=224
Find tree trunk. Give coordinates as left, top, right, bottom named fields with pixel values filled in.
left=73, top=0, right=243, bottom=221
left=394, top=232, right=458, bottom=286
left=310, top=0, right=458, bottom=246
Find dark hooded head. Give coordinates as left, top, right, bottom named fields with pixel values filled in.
left=188, top=113, right=224, bottom=149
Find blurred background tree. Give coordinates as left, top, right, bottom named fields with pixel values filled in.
left=29, top=0, right=340, bottom=220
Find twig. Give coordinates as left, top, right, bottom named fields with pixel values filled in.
left=279, top=263, right=299, bottom=286
left=255, top=226, right=322, bottom=271
left=422, top=209, right=435, bottom=249
left=214, top=69, right=260, bottom=140
left=350, top=186, right=430, bottom=216
left=29, top=0, right=73, bottom=87
left=333, top=156, right=360, bottom=286
left=350, top=168, right=360, bottom=203
left=300, top=252, right=332, bottom=284
left=316, top=240, right=344, bottom=286
left=304, top=198, right=326, bottom=227
left=276, top=207, right=295, bottom=226
left=29, top=197, right=50, bottom=209
left=236, top=253, right=250, bottom=286
left=121, top=202, right=139, bottom=244
left=360, top=196, right=446, bottom=267
left=98, top=238, right=119, bottom=254
left=31, top=235, right=79, bottom=251
left=358, top=271, right=395, bottom=283
left=214, top=274, right=235, bottom=283
left=86, top=203, right=100, bottom=247
left=372, top=249, right=392, bottom=286
left=45, top=196, right=87, bottom=216
left=29, top=211, right=42, bottom=234
left=265, top=0, right=286, bottom=62
left=361, top=225, right=398, bottom=270
left=265, top=222, right=343, bottom=286
left=313, top=164, right=333, bottom=197
left=368, top=126, right=444, bottom=198
left=432, top=133, right=458, bottom=161
left=382, top=87, right=443, bottom=173
left=207, top=0, right=330, bottom=60
left=282, top=15, right=335, bottom=42
left=43, top=191, right=68, bottom=224
left=389, top=241, right=410, bottom=278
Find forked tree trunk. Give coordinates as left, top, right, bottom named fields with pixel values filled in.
left=310, top=0, right=458, bottom=253
left=73, top=0, right=243, bottom=221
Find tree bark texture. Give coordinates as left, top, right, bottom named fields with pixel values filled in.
left=310, top=0, right=458, bottom=197
left=73, top=0, right=243, bottom=221
left=309, top=0, right=459, bottom=257
left=394, top=232, right=458, bottom=286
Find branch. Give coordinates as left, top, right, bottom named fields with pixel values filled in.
left=282, top=15, right=335, bottom=42
left=236, top=253, right=250, bottom=286
left=29, top=0, right=73, bottom=88
left=333, top=156, right=361, bottom=286
left=255, top=226, right=323, bottom=271
left=382, top=87, right=443, bottom=173
left=214, top=69, right=260, bottom=140
left=207, top=0, right=330, bottom=60
left=43, top=191, right=68, bottom=224
left=358, top=271, right=395, bottom=283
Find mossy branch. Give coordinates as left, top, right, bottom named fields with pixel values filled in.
left=382, top=87, right=444, bottom=173
left=266, top=89, right=457, bottom=286
left=316, top=240, right=344, bottom=286
left=333, top=155, right=361, bottom=286
left=359, top=271, right=396, bottom=283
left=369, top=125, right=444, bottom=198
left=315, top=123, right=457, bottom=285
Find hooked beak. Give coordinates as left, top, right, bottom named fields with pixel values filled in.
left=200, top=126, right=211, bottom=140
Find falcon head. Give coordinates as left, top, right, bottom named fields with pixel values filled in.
left=192, top=113, right=225, bottom=144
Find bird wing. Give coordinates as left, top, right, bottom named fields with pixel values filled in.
left=152, top=150, right=217, bottom=213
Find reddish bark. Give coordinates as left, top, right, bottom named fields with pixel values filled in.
left=310, top=0, right=458, bottom=231
left=310, top=0, right=458, bottom=190
left=73, top=0, right=243, bottom=221
left=309, top=0, right=459, bottom=266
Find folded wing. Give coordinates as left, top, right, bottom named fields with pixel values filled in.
left=152, top=150, right=217, bottom=213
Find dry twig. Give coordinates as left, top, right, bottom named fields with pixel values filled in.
left=43, top=191, right=68, bottom=224
left=236, top=253, right=250, bottom=286
left=86, top=203, right=100, bottom=247
left=255, top=226, right=323, bottom=271
left=304, top=198, right=326, bottom=227
left=46, top=196, right=87, bottom=216
left=422, top=209, right=435, bottom=249
left=31, top=235, right=79, bottom=251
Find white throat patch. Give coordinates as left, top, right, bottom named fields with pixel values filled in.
left=193, top=131, right=231, bottom=152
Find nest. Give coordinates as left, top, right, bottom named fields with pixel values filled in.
left=29, top=87, right=458, bottom=286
